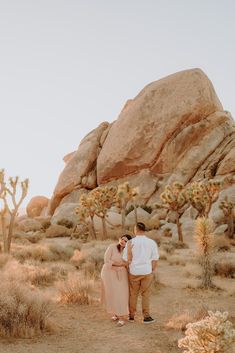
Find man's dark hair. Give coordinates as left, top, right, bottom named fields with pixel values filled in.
left=136, top=222, right=146, bottom=231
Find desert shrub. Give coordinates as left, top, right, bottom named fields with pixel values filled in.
left=170, top=240, right=189, bottom=249
left=163, top=228, right=172, bottom=237
left=26, top=266, right=57, bottom=287
left=161, top=242, right=175, bottom=255
left=14, top=243, right=74, bottom=263
left=0, top=253, right=11, bottom=268
left=184, top=263, right=202, bottom=279
left=71, top=240, right=112, bottom=278
left=0, top=281, right=54, bottom=337
left=71, top=248, right=104, bottom=278
left=214, top=259, right=235, bottom=278
left=214, top=236, right=231, bottom=252
left=230, top=238, right=235, bottom=247
left=167, top=307, right=208, bottom=331
left=159, top=249, right=168, bottom=260
left=24, top=232, right=45, bottom=244
left=168, top=255, right=186, bottom=266
left=40, top=219, right=51, bottom=230
left=48, top=243, right=74, bottom=261
left=57, top=218, right=74, bottom=229
left=58, top=273, right=94, bottom=304
left=178, top=311, right=235, bottom=353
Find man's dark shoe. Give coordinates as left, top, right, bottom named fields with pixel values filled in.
left=129, top=316, right=134, bottom=322
left=143, top=316, right=156, bottom=324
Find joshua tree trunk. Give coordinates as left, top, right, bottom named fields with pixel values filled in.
left=90, top=215, right=96, bottom=240
left=121, top=208, right=126, bottom=234
left=227, top=212, right=234, bottom=239
left=176, top=215, right=183, bottom=242
left=101, top=216, right=108, bottom=239
left=1, top=214, right=8, bottom=253
left=202, top=255, right=213, bottom=289
left=134, top=204, right=138, bottom=226
left=6, top=211, right=17, bottom=253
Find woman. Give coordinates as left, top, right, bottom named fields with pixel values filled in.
left=101, top=234, right=132, bottom=326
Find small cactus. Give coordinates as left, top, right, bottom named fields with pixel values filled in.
left=178, top=311, right=235, bottom=353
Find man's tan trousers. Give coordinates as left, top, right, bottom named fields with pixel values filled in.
left=128, top=273, right=153, bottom=318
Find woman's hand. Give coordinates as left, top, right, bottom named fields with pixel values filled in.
left=112, top=261, right=126, bottom=267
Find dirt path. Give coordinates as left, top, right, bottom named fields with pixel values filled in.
left=1, top=266, right=234, bottom=353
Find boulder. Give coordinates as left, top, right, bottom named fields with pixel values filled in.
left=17, top=218, right=43, bottom=232
left=60, top=188, right=88, bottom=205
left=26, top=196, right=49, bottom=218
left=209, top=185, right=235, bottom=224
left=126, top=208, right=151, bottom=226
left=50, top=202, right=80, bottom=226
left=214, top=224, right=228, bottom=235
left=97, top=68, right=223, bottom=184
left=160, top=222, right=178, bottom=238
left=49, top=122, right=110, bottom=214
left=45, top=224, right=72, bottom=238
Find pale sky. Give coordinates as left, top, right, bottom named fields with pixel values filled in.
left=0, top=0, right=235, bottom=207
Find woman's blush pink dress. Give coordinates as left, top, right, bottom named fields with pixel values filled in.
left=101, top=244, right=129, bottom=316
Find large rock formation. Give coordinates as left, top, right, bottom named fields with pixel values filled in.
left=48, top=68, right=235, bottom=215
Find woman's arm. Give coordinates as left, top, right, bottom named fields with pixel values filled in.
left=104, top=245, right=126, bottom=267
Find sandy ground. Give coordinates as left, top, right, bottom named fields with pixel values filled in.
left=1, top=253, right=235, bottom=353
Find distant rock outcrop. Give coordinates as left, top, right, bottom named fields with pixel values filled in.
left=48, top=68, right=235, bottom=216
left=26, top=196, right=49, bottom=218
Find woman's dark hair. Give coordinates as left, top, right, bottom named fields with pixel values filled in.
left=117, top=234, right=132, bottom=252
left=136, top=222, right=146, bottom=231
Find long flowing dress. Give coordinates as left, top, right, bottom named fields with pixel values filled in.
left=101, top=244, right=129, bottom=317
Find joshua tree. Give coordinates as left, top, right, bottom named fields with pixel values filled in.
left=90, top=186, right=117, bottom=239
left=219, top=197, right=234, bottom=239
left=115, top=182, right=139, bottom=233
left=186, top=179, right=221, bottom=218
left=75, top=193, right=97, bottom=240
left=155, top=182, right=187, bottom=242
left=0, top=170, right=29, bottom=253
left=194, top=217, right=215, bottom=289
left=178, top=311, right=235, bottom=353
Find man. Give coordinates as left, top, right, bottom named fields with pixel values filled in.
left=123, top=222, right=159, bottom=323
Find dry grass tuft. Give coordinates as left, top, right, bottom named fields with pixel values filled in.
left=0, top=254, right=11, bottom=268
left=71, top=240, right=112, bottom=278
left=58, top=273, right=95, bottom=304
left=184, top=263, right=202, bottom=279
left=168, top=255, right=186, bottom=266
left=214, top=258, right=235, bottom=278
left=214, top=236, right=231, bottom=252
left=166, top=307, right=208, bottom=331
left=14, top=243, right=74, bottom=262
left=0, top=281, right=54, bottom=337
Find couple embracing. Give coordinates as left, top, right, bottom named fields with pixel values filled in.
left=101, top=222, right=159, bottom=327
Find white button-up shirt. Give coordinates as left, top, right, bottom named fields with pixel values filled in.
left=123, top=235, right=159, bottom=275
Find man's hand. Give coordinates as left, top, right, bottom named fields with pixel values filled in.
left=152, top=260, right=158, bottom=272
